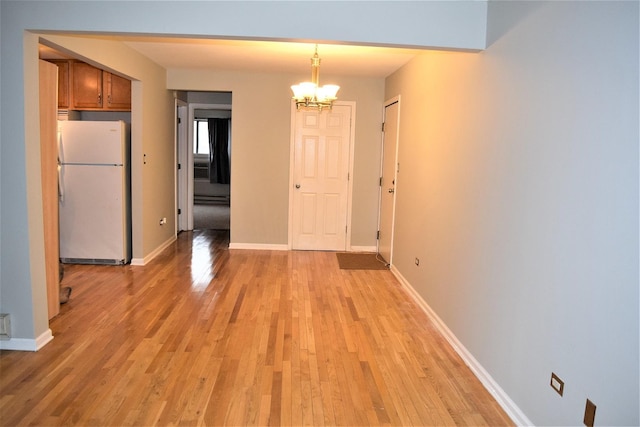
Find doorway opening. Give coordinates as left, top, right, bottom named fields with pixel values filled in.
left=177, top=92, right=232, bottom=232
left=192, top=107, right=231, bottom=230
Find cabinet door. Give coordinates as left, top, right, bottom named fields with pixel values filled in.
left=105, top=72, right=131, bottom=110
left=72, top=61, right=102, bottom=109
left=49, top=60, right=70, bottom=109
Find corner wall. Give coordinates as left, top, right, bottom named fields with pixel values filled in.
left=385, top=2, right=639, bottom=425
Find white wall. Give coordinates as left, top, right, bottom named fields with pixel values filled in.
left=385, top=2, right=638, bottom=425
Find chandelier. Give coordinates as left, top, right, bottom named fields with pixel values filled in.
left=291, top=45, right=340, bottom=111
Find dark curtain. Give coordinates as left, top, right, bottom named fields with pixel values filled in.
left=207, top=118, right=231, bottom=184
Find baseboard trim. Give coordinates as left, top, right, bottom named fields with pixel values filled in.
left=130, top=235, right=177, bottom=266
left=349, top=245, right=377, bottom=252
left=0, top=329, right=54, bottom=351
left=389, top=265, right=533, bottom=427
left=229, top=243, right=289, bottom=251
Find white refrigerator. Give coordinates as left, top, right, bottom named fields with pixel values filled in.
left=58, top=120, right=131, bottom=265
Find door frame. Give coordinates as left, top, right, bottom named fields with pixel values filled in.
left=287, top=100, right=356, bottom=250
left=377, top=96, right=400, bottom=265
left=175, top=99, right=188, bottom=233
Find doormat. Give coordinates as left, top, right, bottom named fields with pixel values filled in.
left=336, top=253, right=389, bottom=270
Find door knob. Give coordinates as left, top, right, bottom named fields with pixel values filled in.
left=388, top=188, right=395, bottom=193
left=295, top=184, right=301, bottom=189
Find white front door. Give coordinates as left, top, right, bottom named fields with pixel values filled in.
left=378, top=99, right=399, bottom=264
left=291, top=104, right=353, bottom=250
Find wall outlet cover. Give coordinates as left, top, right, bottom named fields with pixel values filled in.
left=550, top=372, right=564, bottom=396
left=0, top=314, right=11, bottom=340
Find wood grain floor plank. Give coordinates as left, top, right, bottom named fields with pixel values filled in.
left=0, top=230, right=513, bottom=426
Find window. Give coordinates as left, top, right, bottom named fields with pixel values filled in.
left=193, top=119, right=210, bottom=155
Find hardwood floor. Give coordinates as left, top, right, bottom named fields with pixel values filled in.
left=0, top=230, right=513, bottom=426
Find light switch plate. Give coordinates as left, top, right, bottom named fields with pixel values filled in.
left=550, top=372, right=564, bottom=396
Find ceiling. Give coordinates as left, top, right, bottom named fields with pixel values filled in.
left=40, top=36, right=425, bottom=79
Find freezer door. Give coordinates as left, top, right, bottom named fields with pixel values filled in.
left=59, top=120, right=125, bottom=165
left=59, top=164, right=129, bottom=264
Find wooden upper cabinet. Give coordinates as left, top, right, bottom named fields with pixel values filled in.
left=45, top=59, right=131, bottom=111
left=105, top=72, right=131, bottom=110
left=49, top=60, right=70, bottom=109
left=72, top=61, right=103, bottom=109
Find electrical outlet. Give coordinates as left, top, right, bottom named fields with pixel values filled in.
left=415, top=257, right=420, bottom=266
left=550, top=372, right=564, bottom=396
left=584, top=399, right=596, bottom=427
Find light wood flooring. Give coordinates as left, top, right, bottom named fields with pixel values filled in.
left=0, top=230, right=513, bottom=426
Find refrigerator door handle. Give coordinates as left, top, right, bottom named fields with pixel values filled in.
left=58, top=164, right=64, bottom=202
left=57, top=127, right=64, bottom=202
left=57, top=124, right=63, bottom=164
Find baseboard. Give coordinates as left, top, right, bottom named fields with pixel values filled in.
left=228, top=243, right=372, bottom=252
left=389, top=265, right=533, bottom=427
left=349, top=245, right=377, bottom=252
left=229, top=242, right=289, bottom=251
left=130, top=235, right=177, bottom=266
left=0, top=329, right=54, bottom=351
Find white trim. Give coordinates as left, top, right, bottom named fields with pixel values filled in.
left=130, top=234, right=177, bottom=266
left=390, top=265, right=533, bottom=427
left=349, top=245, right=377, bottom=253
left=229, top=243, right=289, bottom=251
left=287, top=101, right=297, bottom=249
left=343, top=101, right=357, bottom=252
left=0, top=329, right=53, bottom=351
left=175, top=99, right=188, bottom=233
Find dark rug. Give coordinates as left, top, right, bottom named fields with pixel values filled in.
left=336, top=253, right=389, bottom=270
left=193, top=203, right=230, bottom=230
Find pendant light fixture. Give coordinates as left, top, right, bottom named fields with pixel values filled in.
left=291, top=45, right=340, bottom=111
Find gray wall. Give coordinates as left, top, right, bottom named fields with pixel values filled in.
left=1, top=1, right=637, bottom=425
left=188, top=91, right=232, bottom=105
left=385, top=2, right=638, bottom=425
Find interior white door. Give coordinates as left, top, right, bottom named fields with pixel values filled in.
left=378, top=100, right=399, bottom=264
left=292, top=105, right=352, bottom=250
